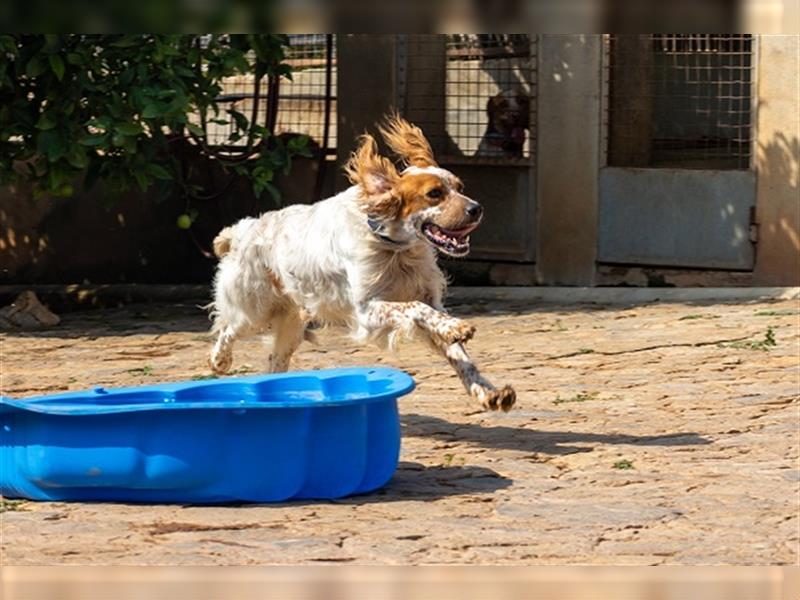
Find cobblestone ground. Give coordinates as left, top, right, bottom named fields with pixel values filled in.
left=1, top=295, right=798, bottom=565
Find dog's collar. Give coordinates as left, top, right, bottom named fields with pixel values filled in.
left=367, top=216, right=407, bottom=247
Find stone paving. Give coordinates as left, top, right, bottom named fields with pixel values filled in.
left=1, top=294, right=798, bottom=565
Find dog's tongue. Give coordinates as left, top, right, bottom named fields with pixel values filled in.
left=511, top=127, right=525, bottom=145
left=443, top=223, right=479, bottom=237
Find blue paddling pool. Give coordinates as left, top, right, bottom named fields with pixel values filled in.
left=0, top=367, right=415, bottom=503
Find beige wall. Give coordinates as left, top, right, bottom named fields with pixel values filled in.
left=754, top=34, right=800, bottom=285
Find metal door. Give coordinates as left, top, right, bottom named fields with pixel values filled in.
left=599, top=34, right=757, bottom=270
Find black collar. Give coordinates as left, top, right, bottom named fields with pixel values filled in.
left=367, top=216, right=407, bottom=247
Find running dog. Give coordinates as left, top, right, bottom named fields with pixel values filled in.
left=208, top=113, right=516, bottom=411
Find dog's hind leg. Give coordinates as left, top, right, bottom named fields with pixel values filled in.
left=264, top=309, right=306, bottom=373
left=209, top=324, right=244, bottom=375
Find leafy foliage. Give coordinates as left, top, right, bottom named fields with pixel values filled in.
left=0, top=34, right=310, bottom=205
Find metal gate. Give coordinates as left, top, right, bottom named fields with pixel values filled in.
left=398, top=34, right=537, bottom=262
left=599, top=34, right=757, bottom=270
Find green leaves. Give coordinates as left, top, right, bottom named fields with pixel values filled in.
left=35, top=112, right=57, bottom=131
left=1, top=34, right=300, bottom=207
left=66, top=146, right=88, bottom=169
left=147, top=164, right=172, bottom=180
left=48, top=54, right=65, bottom=81
left=25, top=56, right=47, bottom=78
left=36, top=129, right=69, bottom=162
left=115, top=122, right=144, bottom=136
left=78, top=134, right=107, bottom=146
left=228, top=109, right=249, bottom=133
left=287, top=134, right=312, bottom=156
left=141, top=102, right=165, bottom=119
left=185, top=122, right=205, bottom=137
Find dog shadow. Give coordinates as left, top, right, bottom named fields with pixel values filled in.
left=328, top=461, right=512, bottom=505
left=401, top=413, right=711, bottom=456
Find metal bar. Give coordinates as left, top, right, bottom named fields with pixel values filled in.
left=313, top=34, right=334, bottom=203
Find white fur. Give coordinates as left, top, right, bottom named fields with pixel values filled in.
left=211, top=186, right=443, bottom=333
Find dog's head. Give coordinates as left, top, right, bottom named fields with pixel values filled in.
left=486, top=90, right=529, bottom=151
left=344, top=114, right=482, bottom=258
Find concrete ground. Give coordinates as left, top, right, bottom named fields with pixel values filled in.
left=1, top=293, right=798, bottom=565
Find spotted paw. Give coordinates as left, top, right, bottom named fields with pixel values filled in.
left=443, top=319, right=476, bottom=345
left=481, top=385, right=517, bottom=412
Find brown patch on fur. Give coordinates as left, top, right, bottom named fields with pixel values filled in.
left=379, top=112, right=437, bottom=168
left=395, top=173, right=442, bottom=218
left=392, top=172, right=475, bottom=228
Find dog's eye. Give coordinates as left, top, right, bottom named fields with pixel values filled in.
left=426, top=188, right=444, bottom=200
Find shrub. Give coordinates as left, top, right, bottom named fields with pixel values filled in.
left=0, top=34, right=309, bottom=206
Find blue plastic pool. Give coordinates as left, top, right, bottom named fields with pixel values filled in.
left=0, top=367, right=415, bottom=503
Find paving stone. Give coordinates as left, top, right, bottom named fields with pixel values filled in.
left=1, top=297, right=797, bottom=565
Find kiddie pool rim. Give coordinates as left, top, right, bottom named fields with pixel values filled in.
left=0, top=366, right=415, bottom=415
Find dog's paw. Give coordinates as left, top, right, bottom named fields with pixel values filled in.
left=208, top=352, right=232, bottom=376
left=481, top=385, right=517, bottom=412
left=443, top=319, right=476, bottom=345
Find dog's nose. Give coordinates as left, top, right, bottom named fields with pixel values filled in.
left=467, top=202, right=483, bottom=220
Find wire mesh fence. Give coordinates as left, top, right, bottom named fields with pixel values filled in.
left=276, top=34, right=336, bottom=153
left=205, top=34, right=336, bottom=155
left=402, top=34, right=536, bottom=164
left=604, top=34, right=754, bottom=170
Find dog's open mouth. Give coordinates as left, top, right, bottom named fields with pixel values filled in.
left=421, top=222, right=478, bottom=257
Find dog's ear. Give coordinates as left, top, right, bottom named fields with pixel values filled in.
left=378, top=112, right=437, bottom=168
left=344, top=133, right=399, bottom=195
left=345, top=134, right=402, bottom=217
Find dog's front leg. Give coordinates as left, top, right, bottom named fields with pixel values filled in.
left=359, top=300, right=476, bottom=347
left=441, top=342, right=516, bottom=412
left=359, top=301, right=516, bottom=411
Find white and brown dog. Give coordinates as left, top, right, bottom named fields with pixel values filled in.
left=208, top=114, right=516, bottom=411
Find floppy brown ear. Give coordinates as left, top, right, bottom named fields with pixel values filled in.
left=378, top=112, right=437, bottom=168
left=344, top=133, right=399, bottom=195
left=344, top=134, right=401, bottom=217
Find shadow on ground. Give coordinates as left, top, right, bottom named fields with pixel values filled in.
left=326, top=461, right=512, bottom=504
left=402, top=414, right=711, bottom=456
left=6, top=303, right=211, bottom=339
left=203, top=461, right=511, bottom=508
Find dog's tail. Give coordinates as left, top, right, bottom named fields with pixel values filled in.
left=212, top=218, right=258, bottom=259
